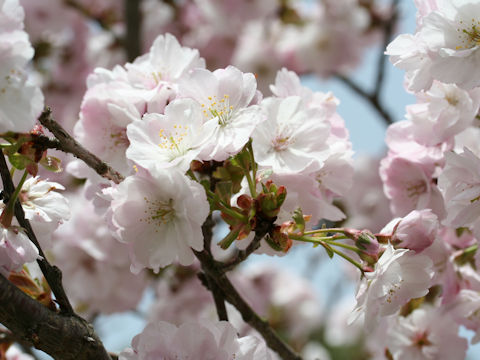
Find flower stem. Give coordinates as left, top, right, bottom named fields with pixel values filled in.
left=290, top=234, right=364, bottom=272
left=205, top=189, right=247, bottom=222
left=1, top=170, right=28, bottom=228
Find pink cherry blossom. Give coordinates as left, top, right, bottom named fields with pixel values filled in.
left=438, top=148, right=480, bottom=238
left=52, top=192, right=147, bottom=316
left=0, top=225, right=39, bottom=276
left=380, top=155, right=444, bottom=217
left=388, top=0, right=480, bottom=90
left=386, top=306, right=467, bottom=360
left=382, top=209, right=438, bottom=253
left=119, top=320, right=277, bottom=360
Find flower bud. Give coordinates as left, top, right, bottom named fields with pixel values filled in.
left=355, top=230, right=380, bottom=256
left=393, top=209, right=438, bottom=252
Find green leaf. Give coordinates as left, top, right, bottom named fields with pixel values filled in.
left=323, top=243, right=334, bottom=258
left=8, top=153, right=32, bottom=170
left=215, top=181, right=233, bottom=205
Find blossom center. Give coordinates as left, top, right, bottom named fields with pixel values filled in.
left=158, top=126, right=189, bottom=159
left=110, top=129, right=130, bottom=148
left=456, top=19, right=480, bottom=49
left=141, top=197, right=175, bottom=227
left=271, top=126, right=295, bottom=152
left=412, top=331, right=432, bottom=349
left=405, top=180, right=427, bottom=199
left=201, top=95, right=234, bottom=126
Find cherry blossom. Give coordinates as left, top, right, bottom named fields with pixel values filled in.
left=126, top=98, right=217, bottom=173
left=179, top=65, right=263, bottom=161
left=0, top=225, right=38, bottom=276
left=119, top=320, right=277, bottom=360
left=351, top=244, right=434, bottom=330
left=388, top=0, right=480, bottom=90
left=386, top=307, right=467, bottom=360
left=110, top=167, right=209, bottom=273
left=253, top=96, right=330, bottom=175
left=438, top=148, right=480, bottom=238
left=52, top=193, right=147, bottom=316
left=0, top=0, right=43, bottom=133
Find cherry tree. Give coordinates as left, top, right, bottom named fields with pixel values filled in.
left=0, top=0, right=479, bottom=360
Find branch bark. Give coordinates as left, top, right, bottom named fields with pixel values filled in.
left=0, top=274, right=111, bottom=360
left=0, top=153, right=74, bottom=315
left=195, top=249, right=303, bottom=360
left=125, top=0, right=141, bottom=61
left=37, top=107, right=124, bottom=184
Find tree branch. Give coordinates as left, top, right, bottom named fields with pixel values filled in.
left=194, top=249, right=303, bottom=360
left=37, top=107, right=124, bottom=184
left=336, top=74, right=394, bottom=126
left=199, top=216, right=229, bottom=322
left=125, top=0, right=142, bottom=61
left=335, top=0, right=400, bottom=126
left=0, top=153, right=74, bottom=315
left=0, top=274, right=111, bottom=360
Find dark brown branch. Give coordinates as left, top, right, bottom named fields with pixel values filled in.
left=199, top=216, right=229, bottom=321
left=125, top=0, right=142, bottom=61
left=0, top=153, right=74, bottom=315
left=198, top=272, right=229, bottom=321
left=37, top=107, right=124, bottom=184
left=0, top=274, right=111, bottom=360
left=194, top=249, right=302, bottom=360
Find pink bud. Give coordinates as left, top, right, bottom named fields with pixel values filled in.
left=393, top=209, right=438, bottom=252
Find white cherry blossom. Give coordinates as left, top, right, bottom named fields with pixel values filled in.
left=179, top=65, right=263, bottom=161
left=126, top=98, right=217, bottom=173
left=351, top=244, right=434, bottom=330
left=110, top=167, right=209, bottom=273
left=252, top=96, right=330, bottom=175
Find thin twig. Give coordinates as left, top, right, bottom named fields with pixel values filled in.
left=336, top=74, right=394, bottom=125
left=335, top=0, right=400, bottom=126
left=218, top=218, right=274, bottom=272
left=37, top=107, right=124, bottom=184
left=0, top=153, right=74, bottom=315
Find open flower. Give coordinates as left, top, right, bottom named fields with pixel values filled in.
left=110, top=167, right=209, bottom=273
left=179, top=65, right=263, bottom=161
left=126, top=98, right=216, bottom=173
left=438, top=147, right=480, bottom=238
left=351, top=244, right=434, bottom=330
left=253, top=96, right=330, bottom=175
